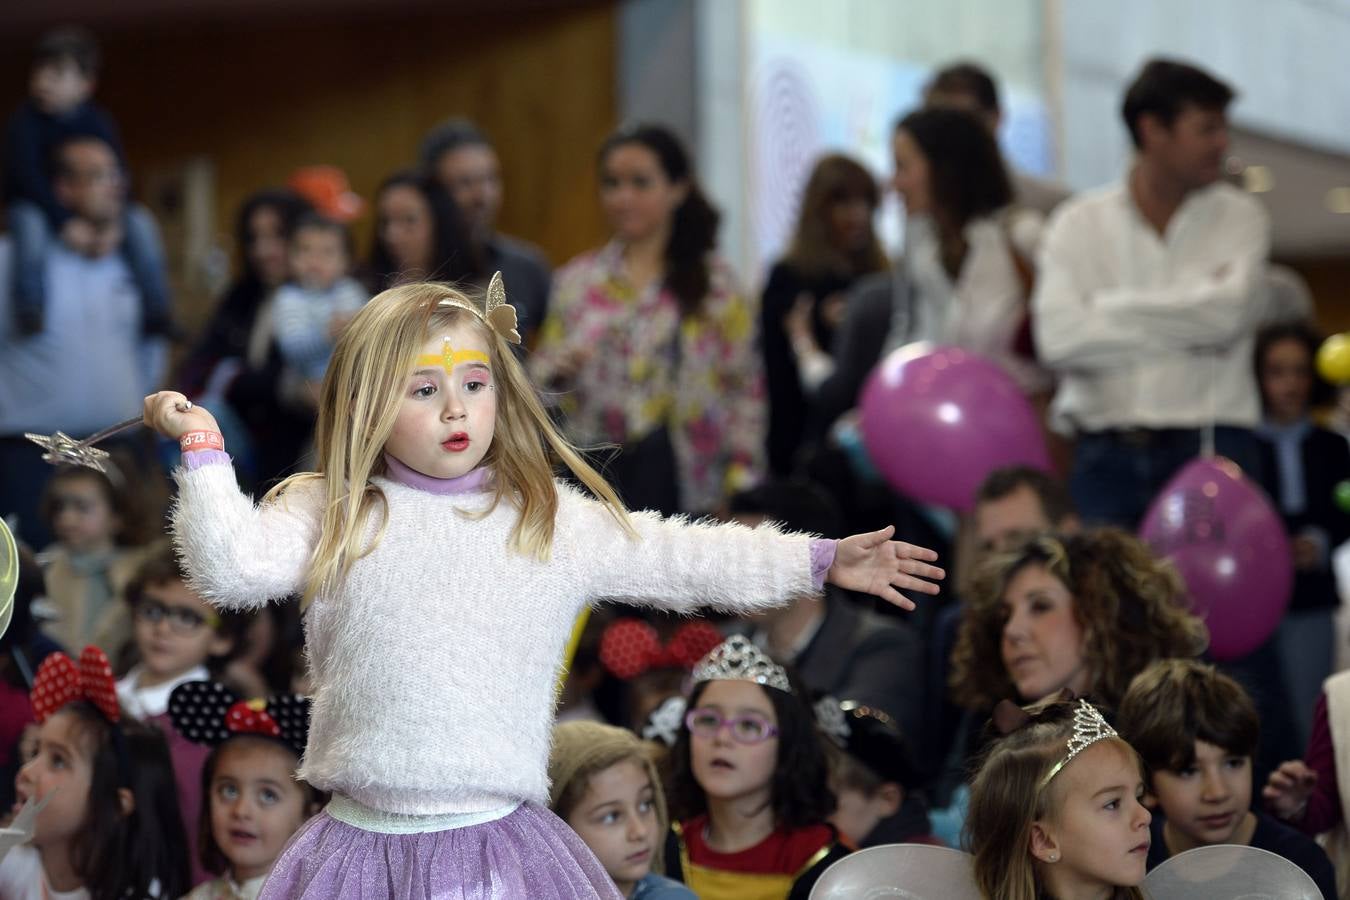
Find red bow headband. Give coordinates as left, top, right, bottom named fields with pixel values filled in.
left=169, top=681, right=311, bottom=758
left=599, top=618, right=724, bottom=680
left=31, top=646, right=120, bottom=724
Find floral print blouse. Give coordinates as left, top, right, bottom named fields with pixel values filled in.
left=531, top=242, right=766, bottom=513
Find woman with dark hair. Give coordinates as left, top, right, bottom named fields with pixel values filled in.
left=661, top=638, right=848, bottom=899
left=174, top=188, right=315, bottom=489
left=811, top=108, right=1049, bottom=436
left=762, top=154, right=887, bottom=476
left=888, top=107, right=1047, bottom=391
left=531, top=123, right=764, bottom=515
left=1254, top=319, right=1350, bottom=740
left=368, top=169, right=480, bottom=290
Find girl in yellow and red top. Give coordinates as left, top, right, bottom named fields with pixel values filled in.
left=659, top=636, right=848, bottom=900
left=531, top=123, right=765, bottom=517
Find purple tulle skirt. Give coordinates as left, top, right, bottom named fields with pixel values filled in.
left=259, top=799, right=623, bottom=899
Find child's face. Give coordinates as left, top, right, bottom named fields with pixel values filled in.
left=1150, top=740, right=1253, bottom=848
left=289, top=227, right=348, bottom=292
left=1034, top=741, right=1152, bottom=895
left=386, top=325, right=497, bottom=480
left=48, top=474, right=119, bottom=554
left=30, top=60, right=93, bottom=115
left=132, top=578, right=231, bottom=682
left=209, top=737, right=310, bottom=882
left=688, top=680, right=779, bottom=806
left=14, top=711, right=96, bottom=848
left=1000, top=563, right=1089, bottom=702
left=1260, top=337, right=1314, bottom=423
left=830, top=783, right=900, bottom=847
left=564, top=758, right=660, bottom=896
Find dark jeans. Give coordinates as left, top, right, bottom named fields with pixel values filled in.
left=1070, top=426, right=1266, bottom=529
left=9, top=199, right=172, bottom=336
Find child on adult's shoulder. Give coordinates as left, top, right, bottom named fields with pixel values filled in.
left=818, top=697, right=939, bottom=849
left=0, top=646, right=190, bottom=900
left=658, top=637, right=850, bottom=900
left=1117, top=659, right=1337, bottom=900
left=140, top=275, right=942, bottom=898
left=170, top=681, right=323, bottom=900
left=37, top=464, right=156, bottom=660
left=965, top=696, right=1152, bottom=900
left=271, top=212, right=366, bottom=403
left=115, top=545, right=249, bottom=886
left=3, top=26, right=173, bottom=337
left=549, top=720, right=695, bottom=900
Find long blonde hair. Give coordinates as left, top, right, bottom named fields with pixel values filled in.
left=267, top=281, right=634, bottom=607
left=965, top=698, right=1146, bottom=900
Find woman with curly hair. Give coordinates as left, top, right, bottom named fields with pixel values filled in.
left=949, top=528, right=1208, bottom=715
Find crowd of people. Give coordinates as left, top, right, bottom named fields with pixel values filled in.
left=1, top=23, right=1348, bottom=900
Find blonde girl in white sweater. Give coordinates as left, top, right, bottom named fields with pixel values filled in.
left=141, top=274, right=944, bottom=899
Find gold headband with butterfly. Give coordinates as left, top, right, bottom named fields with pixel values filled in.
left=438, top=271, right=521, bottom=345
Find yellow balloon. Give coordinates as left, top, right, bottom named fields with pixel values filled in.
left=1317, top=334, right=1350, bottom=385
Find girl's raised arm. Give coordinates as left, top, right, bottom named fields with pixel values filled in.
left=145, top=391, right=322, bottom=610
left=557, top=486, right=942, bottom=615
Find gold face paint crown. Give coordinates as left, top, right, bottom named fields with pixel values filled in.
left=438, top=271, right=521, bottom=345
left=1039, top=699, right=1118, bottom=789
left=690, top=635, right=791, bottom=693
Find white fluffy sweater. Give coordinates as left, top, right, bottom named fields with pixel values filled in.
left=171, top=463, right=815, bottom=815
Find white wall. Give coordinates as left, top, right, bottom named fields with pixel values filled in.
left=1058, top=0, right=1350, bottom=188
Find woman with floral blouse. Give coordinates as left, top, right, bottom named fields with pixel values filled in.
left=531, top=124, right=765, bottom=516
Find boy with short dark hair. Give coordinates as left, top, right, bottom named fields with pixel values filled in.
left=1118, top=659, right=1336, bottom=898
left=3, top=25, right=172, bottom=336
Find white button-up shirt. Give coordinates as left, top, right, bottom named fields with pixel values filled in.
left=1032, top=179, right=1271, bottom=434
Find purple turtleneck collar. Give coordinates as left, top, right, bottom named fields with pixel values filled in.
left=382, top=454, right=491, bottom=495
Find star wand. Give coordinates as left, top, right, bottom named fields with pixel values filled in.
left=24, top=400, right=195, bottom=473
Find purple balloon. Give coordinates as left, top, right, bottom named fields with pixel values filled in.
left=1139, top=457, right=1292, bottom=661
left=858, top=344, right=1051, bottom=511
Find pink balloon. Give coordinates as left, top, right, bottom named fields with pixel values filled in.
left=1139, top=457, right=1292, bottom=661
left=858, top=344, right=1051, bottom=511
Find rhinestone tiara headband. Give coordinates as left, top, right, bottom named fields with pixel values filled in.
left=690, top=635, right=791, bottom=693
left=1039, top=699, right=1118, bottom=789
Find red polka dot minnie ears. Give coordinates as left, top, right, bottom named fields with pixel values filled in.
left=598, top=618, right=724, bottom=681
left=32, top=646, right=121, bottom=724
left=168, top=681, right=311, bottom=759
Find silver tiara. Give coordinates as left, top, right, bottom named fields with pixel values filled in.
left=1040, top=699, right=1118, bottom=789
left=690, top=636, right=791, bottom=693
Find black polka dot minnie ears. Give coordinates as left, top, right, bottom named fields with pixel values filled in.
left=168, top=681, right=310, bottom=759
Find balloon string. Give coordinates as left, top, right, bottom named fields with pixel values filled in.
left=1201, top=351, right=1216, bottom=459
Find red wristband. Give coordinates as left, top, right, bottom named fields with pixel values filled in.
left=179, top=430, right=225, bottom=452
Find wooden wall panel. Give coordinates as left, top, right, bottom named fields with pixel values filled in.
left=0, top=4, right=617, bottom=329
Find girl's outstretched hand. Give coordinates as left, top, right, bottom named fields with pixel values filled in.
left=143, top=391, right=222, bottom=441
left=827, top=525, right=944, bottom=611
